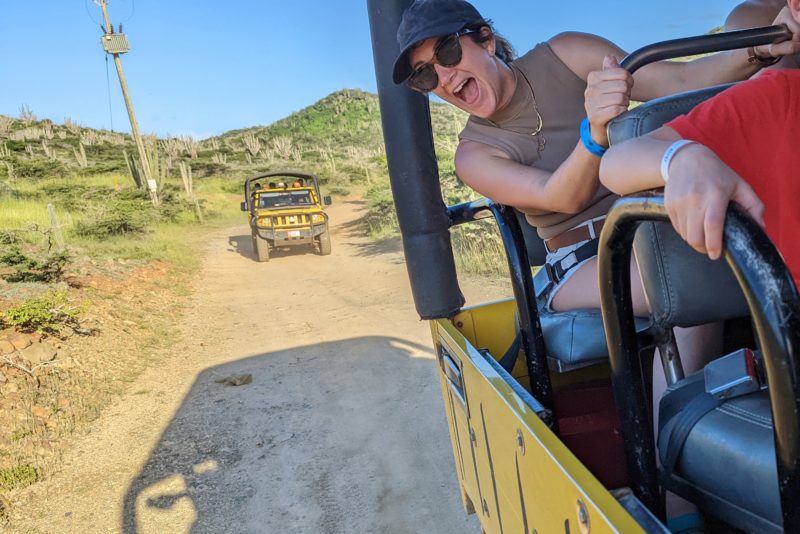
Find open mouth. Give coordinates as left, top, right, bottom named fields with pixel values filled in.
left=453, top=77, right=478, bottom=105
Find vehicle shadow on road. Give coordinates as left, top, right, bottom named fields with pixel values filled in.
left=335, top=216, right=405, bottom=261
left=228, top=234, right=318, bottom=262
left=121, top=336, right=473, bottom=533
left=227, top=235, right=253, bottom=259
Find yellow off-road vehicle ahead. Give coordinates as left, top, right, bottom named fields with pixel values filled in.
left=241, top=171, right=332, bottom=262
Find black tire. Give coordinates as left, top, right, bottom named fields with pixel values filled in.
left=318, top=226, right=332, bottom=256
left=255, top=235, right=270, bottom=262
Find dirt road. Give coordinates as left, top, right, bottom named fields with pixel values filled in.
left=10, top=197, right=499, bottom=533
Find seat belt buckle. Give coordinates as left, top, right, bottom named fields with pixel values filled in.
left=704, top=348, right=764, bottom=400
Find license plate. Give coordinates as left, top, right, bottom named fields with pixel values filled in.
left=288, top=230, right=301, bottom=237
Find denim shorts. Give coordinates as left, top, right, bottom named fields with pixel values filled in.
left=541, top=238, right=597, bottom=312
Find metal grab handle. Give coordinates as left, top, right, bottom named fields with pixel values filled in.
left=621, top=25, right=792, bottom=74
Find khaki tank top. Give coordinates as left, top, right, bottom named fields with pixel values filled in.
left=458, top=42, right=616, bottom=240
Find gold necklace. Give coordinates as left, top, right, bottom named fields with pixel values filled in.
left=487, top=65, right=546, bottom=154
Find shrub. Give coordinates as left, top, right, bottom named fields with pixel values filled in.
left=155, top=186, right=199, bottom=223
left=0, top=465, right=40, bottom=491
left=75, top=190, right=153, bottom=238
left=0, top=247, right=69, bottom=283
left=1, top=291, right=82, bottom=333
left=11, top=158, right=66, bottom=178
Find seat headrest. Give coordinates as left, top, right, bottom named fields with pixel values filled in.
left=634, top=221, right=749, bottom=328
left=608, top=84, right=734, bottom=145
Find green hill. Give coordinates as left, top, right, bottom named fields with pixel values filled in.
left=0, top=89, right=468, bottom=189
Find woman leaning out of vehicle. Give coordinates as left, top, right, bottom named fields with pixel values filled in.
left=392, top=0, right=799, bottom=318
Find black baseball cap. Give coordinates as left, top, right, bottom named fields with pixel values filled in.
left=392, top=0, right=484, bottom=85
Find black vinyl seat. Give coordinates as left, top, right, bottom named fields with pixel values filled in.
left=658, top=374, right=781, bottom=533
left=539, top=308, right=649, bottom=370
left=517, top=210, right=651, bottom=371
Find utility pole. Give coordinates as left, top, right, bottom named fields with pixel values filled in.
left=96, top=0, right=158, bottom=206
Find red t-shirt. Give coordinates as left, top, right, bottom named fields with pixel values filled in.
left=667, top=70, right=800, bottom=289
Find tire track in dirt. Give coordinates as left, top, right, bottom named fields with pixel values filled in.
left=7, top=196, right=500, bottom=533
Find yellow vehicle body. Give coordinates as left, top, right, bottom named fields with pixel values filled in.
left=432, top=298, right=649, bottom=533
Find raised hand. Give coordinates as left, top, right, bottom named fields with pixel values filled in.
left=754, top=7, right=800, bottom=59
left=583, top=55, right=633, bottom=147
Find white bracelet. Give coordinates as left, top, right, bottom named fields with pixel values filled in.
left=660, top=140, right=697, bottom=183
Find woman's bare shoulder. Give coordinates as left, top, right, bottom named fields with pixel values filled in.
left=725, top=0, right=785, bottom=30
left=546, top=32, right=624, bottom=81
left=455, top=138, right=509, bottom=163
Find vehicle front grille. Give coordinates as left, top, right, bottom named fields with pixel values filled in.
left=275, top=214, right=310, bottom=227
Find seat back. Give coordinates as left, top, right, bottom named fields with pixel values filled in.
left=515, top=209, right=547, bottom=266
left=608, top=84, right=749, bottom=328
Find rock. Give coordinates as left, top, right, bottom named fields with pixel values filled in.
left=215, top=373, right=252, bottom=387
left=20, top=341, right=57, bottom=366
left=8, top=333, right=31, bottom=351
left=0, top=340, right=14, bottom=355
left=31, top=406, right=49, bottom=419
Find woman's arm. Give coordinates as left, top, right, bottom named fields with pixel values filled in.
left=549, top=29, right=800, bottom=102
left=598, top=126, right=681, bottom=195
left=454, top=138, right=602, bottom=214
left=599, top=127, right=764, bottom=260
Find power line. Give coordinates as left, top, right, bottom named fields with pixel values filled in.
left=120, top=0, right=135, bottom=24
left=105, top=54, right=114, bottom=132
left=84, top=0, right=104, bottom=27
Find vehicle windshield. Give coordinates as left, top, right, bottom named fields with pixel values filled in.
left=257, top=190, right=312, bottom=209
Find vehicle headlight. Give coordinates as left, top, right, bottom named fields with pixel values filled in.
left=257, top=217, right=272, bottom=227
left=311, top=213, right=325, bottom=223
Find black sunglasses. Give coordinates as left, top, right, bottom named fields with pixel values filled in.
left=406, top=29, right=479, bottom=93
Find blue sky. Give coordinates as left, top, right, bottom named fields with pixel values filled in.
left=0, top=0, right=744, bottom=138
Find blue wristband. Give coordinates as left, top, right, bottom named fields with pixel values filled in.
left=580, top=117, right=607, bottom=157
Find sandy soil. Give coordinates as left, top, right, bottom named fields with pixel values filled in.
left=8, top=196, right=505, bottom=533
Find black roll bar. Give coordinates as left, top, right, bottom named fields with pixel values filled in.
left=448, top=199, right=553, bottom=410
left=243, top=170, right=322, bottom=212
left=620, top=25, right=792, bottom=73
left=598, top=196, right=800, bottom=529
left=367, top=0, right=464, bottom=319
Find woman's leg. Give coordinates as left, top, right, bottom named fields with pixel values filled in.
left=549, top=255, right=648, bottom=315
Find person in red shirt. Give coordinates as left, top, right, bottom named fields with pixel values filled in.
left=599, top=0, right=800, bottom=290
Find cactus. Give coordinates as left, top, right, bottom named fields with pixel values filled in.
left=73, top=143, right=88, bottom=168
left=0, top=116, right=14, bottom=134
left=123, top=150, right=143, bottom=189
left=242, top=133, right=261, bottom=157
left=146, top=143, right=161, bottom=188
left=18, top=104, right=36, bottom=124
left=272, top=136, right=293, bottom=159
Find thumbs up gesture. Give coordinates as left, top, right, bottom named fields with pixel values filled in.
left=584, top=55, right=633, bottom=147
